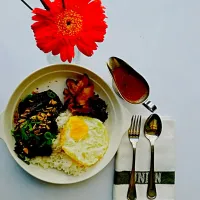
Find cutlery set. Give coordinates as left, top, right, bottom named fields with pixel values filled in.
left=127, top=114, right=162, bottom=200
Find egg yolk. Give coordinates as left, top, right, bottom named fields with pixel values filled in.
left=68, top=116, right=88, bottom=141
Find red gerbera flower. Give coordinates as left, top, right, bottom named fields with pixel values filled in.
left=31, top=0, right=107, bottom=62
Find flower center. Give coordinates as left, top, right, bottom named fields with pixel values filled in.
left=57, top=10, right=83, bottom=36
left=66, top=21, right=71, bottom=26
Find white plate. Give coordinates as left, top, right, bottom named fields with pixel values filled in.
left=0, top=64, right=131, bottom=184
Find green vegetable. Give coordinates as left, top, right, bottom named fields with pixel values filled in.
left=35, top=135, right=40, bottom=141
left=31, top=121, right=41, bottom=124
left=29, top=133, right=40, bottom=141
left=40, top=139, right=52, bottom=147
left=11, top=130, right=15, bottom=135
left=28, top=123, right=33, bottom=132
left=18, top=154, right=30, bottom=165
left=47, top=91, right=56, bottom=98
left=52, top=134, right=57, bottom=139
left=21, top=128, right=28, bottom=140
left=24, top=158, right=30, bottom=165
left=46, top=140, right=52, bottom=145
left=40, top=141, right=46, bottom=147
left=29, top=133, right=35, bottom=137
left=44, top=132, right=53, bottom=140
left=22, top=94, right=33, bottom=102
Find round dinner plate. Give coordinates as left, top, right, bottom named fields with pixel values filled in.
left=0, top=64, right=131, bottom=184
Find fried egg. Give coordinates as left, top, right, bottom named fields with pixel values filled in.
left=60, top=116, right=109, bottom=167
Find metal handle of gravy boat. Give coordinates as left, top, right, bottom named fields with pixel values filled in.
left=0, top=112, right=5, bottom=141
left=142, top=100, right=157, bottom=113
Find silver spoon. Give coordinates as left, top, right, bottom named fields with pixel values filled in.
left=107, top=56, right=157, bottom=112
left=144, top=114, right=162, bottom=199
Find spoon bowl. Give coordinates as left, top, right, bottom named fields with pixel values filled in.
left=144, top=114, right=162, bottom=143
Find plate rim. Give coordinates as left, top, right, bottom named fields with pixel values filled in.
left=2, top=63, right=128, bottom=184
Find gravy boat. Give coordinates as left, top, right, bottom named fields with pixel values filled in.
left=107, top=56, right=157, bottom=112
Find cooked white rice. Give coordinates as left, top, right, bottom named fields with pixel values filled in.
left=56, top=110, right=72, bottom=129
left=30, top=111, right=88, bottom=176
left=30, top=150, right=87, bottom=176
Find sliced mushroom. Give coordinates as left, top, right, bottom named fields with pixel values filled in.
left=51, top=107, right=56, bottom=113
left=34, top=129, right=42, bottom=135
left=25, top=109, right=31, bottom=114
left=23, top=148, right=29, bottom=154
left=40, top=113, right=46, bottom=118
left=46, top=107, right=53, bottom=110
left=47, top=113, right=51, bottom=117
left=37, top=115, right=44, bottom=121
left=49, top=99, right=57, bottom=105
left=46, top=125, right=50, bottom=130
left=30, top=115, right=37, bottom=120
left=32, top=124, right=37, bottom=130
left=18, top=119, right=26, bottom=123
left=20, top=113, right=27, bottom=118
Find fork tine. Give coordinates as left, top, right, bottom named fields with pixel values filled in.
left=138, top=115, right=142, bottom=134
left=134, top=115, right=139, bottom=134
left=132, top=115, right=136, bottom=134
left=130, top=115, right=134, bottom=132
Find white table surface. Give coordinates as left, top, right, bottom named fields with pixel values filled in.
left=0, top=0, right=199, bottom=199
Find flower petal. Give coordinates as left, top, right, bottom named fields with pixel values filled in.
left=32, top=8, right=51, bottom=18
left=32, top=25, right=57, bottom=37
left=76, top=36, right=97, bottom=57
left=82, top=30, right=106, bottom=42
left=64, top=0, right=90, bottom=11
left=60, top=42, right=74, bottom=62
left=31, top=21, right=47, bottom=30
left=32, top=14, right=53, bottom=22
left=52, top=41, right=62, bottom=55
left=48, top=0, right=64, bottom=14
left=40, top=39, right=61, bottom=53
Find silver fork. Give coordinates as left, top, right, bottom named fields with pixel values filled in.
left=127, top=115, right=142, bottom=200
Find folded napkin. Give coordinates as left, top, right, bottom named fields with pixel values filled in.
left=113, top=117, right=175, bottom=200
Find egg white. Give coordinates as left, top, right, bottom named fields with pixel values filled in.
left=60, top=116, right=109, bottom=167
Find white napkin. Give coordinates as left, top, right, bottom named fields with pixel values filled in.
left=113, top=117, right=175, bottom=200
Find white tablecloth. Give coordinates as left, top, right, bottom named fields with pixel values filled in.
left=0, top=0, right=200, bottom=199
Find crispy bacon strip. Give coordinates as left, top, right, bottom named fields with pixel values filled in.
left=68, top=97, right=75, bottom=111
left=66, top=79, right=78, bottom=95
left=63, top=88, right=69, bottom=96
left=76, top=74, right=89, bottom=91
left=64, top=94, right=72, bottom=104
left=63, top=74, right=96, bottom=114
left=76, top=85, right=94, bottom=105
